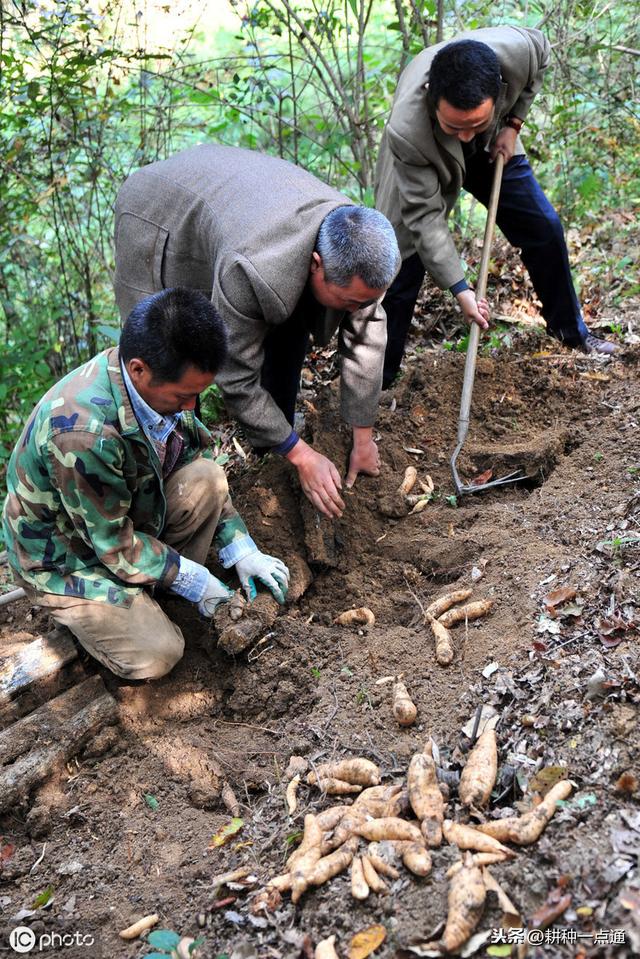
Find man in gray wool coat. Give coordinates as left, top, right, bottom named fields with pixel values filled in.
left=114, top=144, right=401, bottom=519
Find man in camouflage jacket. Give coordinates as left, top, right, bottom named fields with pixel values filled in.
left=2, top=289, right=289, bottom=679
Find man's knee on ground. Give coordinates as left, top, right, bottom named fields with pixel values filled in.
left=171, top=457, right=229, bottom=512
left=113, top=630, right=185, bottom=681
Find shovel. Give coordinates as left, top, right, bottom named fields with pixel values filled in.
left=450, top=153, right=524, bottom=496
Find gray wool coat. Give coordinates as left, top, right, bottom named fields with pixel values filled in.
left=114, top=144, right=387, bottom=448
left=375, top=26, right=551, bottom=290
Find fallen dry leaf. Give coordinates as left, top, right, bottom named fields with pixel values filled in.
left=348, top=924, right=387, bottom=959
left=208, top=817, right=244, bottom=849
left=528, top=886, right=572, bottom=930
left=614, top=772, right=638, bottom=796
left=543, top=586, right=577, bottom=609
left=470, top=468, right=493, bottom=486
left=579, top=371, right=610, bottom=382
left=529, top=766, right=569, bottom=795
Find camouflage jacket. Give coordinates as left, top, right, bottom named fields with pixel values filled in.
left=2, top=347, right=234, bottom=606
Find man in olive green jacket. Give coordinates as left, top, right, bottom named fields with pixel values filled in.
left=376, top=26, right=615, bottom=387
left=114, top=144, right=401, bottom=519
left=3, top=289, right=289, bottom=679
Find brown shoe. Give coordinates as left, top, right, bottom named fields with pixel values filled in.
left=582, top=334, right=618, bottom=355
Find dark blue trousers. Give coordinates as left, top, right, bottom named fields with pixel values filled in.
left=382, top=153, right=588, bottom=388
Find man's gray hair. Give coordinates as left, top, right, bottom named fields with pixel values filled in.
left=316, top=206, right=401, bottom=288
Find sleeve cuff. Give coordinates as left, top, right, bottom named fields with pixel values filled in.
left=219, top=534, right=257, bottom=569
left=169, top=556, right=210, bottom=603
left=449, top=279, right=470, bottom=295
left=272, top=430, right=300, bottom=456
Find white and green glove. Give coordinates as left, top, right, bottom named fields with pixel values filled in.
left=197, top=573, right=234, bottom=617
left=214, top=510, right=289, bottom=604
left=235, top=551, right=290, bottom=604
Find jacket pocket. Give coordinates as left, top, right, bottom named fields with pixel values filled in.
left=114, top=213, right=169, bottom=292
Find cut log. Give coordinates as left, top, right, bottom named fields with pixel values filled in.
left=0, top=587, right=26, bottom=608
left=0, top=630, right=84, bottom=727
left=212, top=553, right=313, bottom=655
left=0, top=674, right=119, bottom=813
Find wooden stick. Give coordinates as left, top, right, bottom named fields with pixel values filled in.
left=0, top=631, right=79, bottom=710
left=0, top=676, right=118, bottom=813
left=0, top=587, right=26, bottom=608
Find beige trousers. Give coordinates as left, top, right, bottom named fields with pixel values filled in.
left=21, top=458, right=229, bottom=680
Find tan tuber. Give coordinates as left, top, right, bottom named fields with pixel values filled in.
left=477, top=780, right=572, bottom=845
left=440, top=853, right=487, bottom=953
left=334, top=607, right=375, bottom=627
left=459, top=727, right=498, bottom=808
left=438, top=599, right=494, bottom=628
left=398, top=466, right=418, bottom=496
left=119, top=914, right=160, bottom=940
left=351, top=855, right=369, bottom=900
left=426, top=589, right=473, bottom=620
left=355, top=816, right=423, bottom=843
left=307, top=758, right=381, bottom=787
left=407, top=746, right=444, bottom=847
left=315, top=935, right=340, bottom=959
left=361, top=855, right=388, bottom=893
left=392, top=680, right=417, bottom=726
left=428, top=616, right=454, bottom=666
left=306, top=837, right=358, bottom=889
left=392, top=840, right=432, bottom=877
left=443, top=819, right=515, bottom=859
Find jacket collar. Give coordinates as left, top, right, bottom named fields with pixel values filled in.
left=105, top=346, right=143, bottom=437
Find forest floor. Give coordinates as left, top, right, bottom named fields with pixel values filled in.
left=0, top=222, right=639, bottom=959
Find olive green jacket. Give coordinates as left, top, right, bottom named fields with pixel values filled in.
left=375, top=26, right=551, bottom=289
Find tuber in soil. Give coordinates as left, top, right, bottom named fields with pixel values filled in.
left=443, top=819, right=515, bottom=858
left=459, top=727, right=498, bottom=808
left=477, top=780, right=572, bottom=845
left=334, top=608, right=375, bottom=627
left=308, top=758, right=380, bottom=788
left=351, top=855, right=369, bottom=900
left=440, top=853, right=486, bottom=953
left=355, top=817, right=423, bottom=843
left=392, top=680, right=417, bottom=726
left=438, top=598, right=494, bottom=628
left=407, top=746, right=444, bottom=847
left=315, top=935, right=340, bottom=959
left=426, top=589, right=473, bottom=620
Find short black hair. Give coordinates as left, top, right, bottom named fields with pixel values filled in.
left=120, top=288, right=228, bottom=383
left=429, top=40, right=501, bottom=111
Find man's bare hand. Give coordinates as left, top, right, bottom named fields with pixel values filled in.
left=491, top=126, right=518, bottom=163
left=456, top=289, right=490, bottom=330
left=346, top=426, right=380, bottom=488
left=286, top=438, right=345, bottom=518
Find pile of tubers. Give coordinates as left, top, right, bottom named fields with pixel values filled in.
left=255, top=729, right=573, bottom=956
left=426, top=589, right=494, bottom=667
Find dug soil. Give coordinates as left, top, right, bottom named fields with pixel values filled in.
left=1, top=283, right=639, bottom=958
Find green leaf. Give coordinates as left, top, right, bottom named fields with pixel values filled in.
left=148, top=929, right=181, bottom=950
left=32, top=885, right=54, bottom=908
left=144, top=793, right=159, bottom=811
left=96, top=323, right=121, bottom=343
left=209, top=817, right=244, bottom=848
left=145, top=953, right=171, bottom=958
left=487, top=947, right=513, bottom=957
